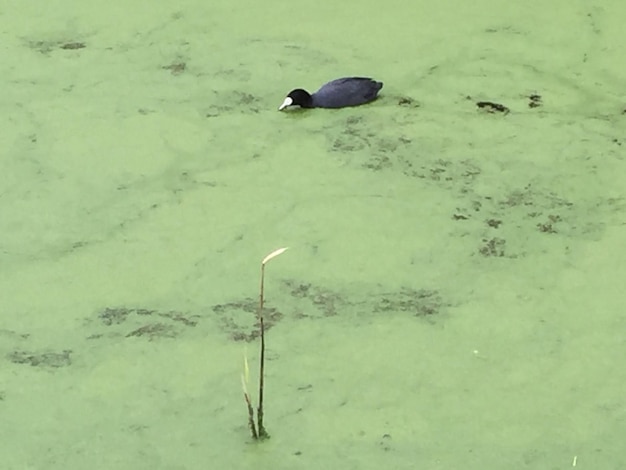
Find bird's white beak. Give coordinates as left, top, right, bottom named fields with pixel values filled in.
left=278, top=97, right=293, bottom=111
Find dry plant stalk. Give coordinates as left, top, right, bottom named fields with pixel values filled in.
left=241, top=354, right=258, bottom=439
left=241, top=247, right=288, bottom=440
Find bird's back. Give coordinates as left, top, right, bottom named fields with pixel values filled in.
left=312, top=77, right=383, bottom=108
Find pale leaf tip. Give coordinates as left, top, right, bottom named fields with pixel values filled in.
left=262, top=247, right=289, bottom=265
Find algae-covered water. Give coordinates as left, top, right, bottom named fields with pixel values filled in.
left=1, top=0, right=625, bottom=468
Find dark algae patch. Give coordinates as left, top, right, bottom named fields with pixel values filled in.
left=283, top=280, right=345, bottom=318
left=25, top=37, right=88, bottom=54
left=162, top=61, right=187, bottom=75
left=2, top=285, right=450, bottom=372
left=475, top=100, right=510, bottom=114
left=209, top=281, right=447, bottom=342
left=479, top=237, right=507, bottom=257
left=212, top=298, right=283, bottom=342
left=373, top=288, right=445, bottom=318
left=3, top=285, right=451, bottom=369
left=90, top=307, right=200, bottom=341
left=85, top=283, right=419, bottom=347
left=344, top=126, right=616, bottom=260
left=7, top=350, right=72, bottom=368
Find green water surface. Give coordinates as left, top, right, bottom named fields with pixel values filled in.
left=1, top=0, right=625, bottom=469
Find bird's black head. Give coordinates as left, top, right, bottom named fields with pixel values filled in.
left=279, top=89, right=313, bottom=110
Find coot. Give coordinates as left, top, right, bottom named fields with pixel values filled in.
left=279, top=77, right=383, bottom=110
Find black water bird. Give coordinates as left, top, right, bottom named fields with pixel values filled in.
left=279, top=77, right=383, bottom=110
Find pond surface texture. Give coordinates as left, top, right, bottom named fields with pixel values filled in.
left=1, top=1, right=625, bottom=469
